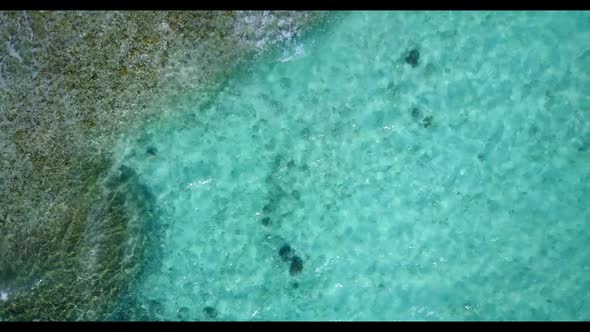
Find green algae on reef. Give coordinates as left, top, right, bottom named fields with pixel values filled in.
left=2, top=159, right=146, bottom=320
left=0, top=10, right=325, bottom=321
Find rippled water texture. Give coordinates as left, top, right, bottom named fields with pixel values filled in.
left=113, top=11, right=590, bottom=320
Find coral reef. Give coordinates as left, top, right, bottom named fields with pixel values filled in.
left=0, top=10, right=325, bottom=321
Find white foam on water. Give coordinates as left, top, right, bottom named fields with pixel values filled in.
left=0, top=291, right=9, bottom=302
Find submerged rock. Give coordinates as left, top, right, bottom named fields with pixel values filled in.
left=278, top=244, right=294, bottom=261
left=289, top=256, right=304, bottom=276
left=411, top=107, right=422, bottom=119
left=177, top=306, right=190, bottom=320
left=203, top=306, right=217, bottom=319
left=422, top=115, right=433, bottom=128
left=405, top=49, right=420, bottom=67
left=262, top=203, right=274, bottom=214
left=146, top=146, right=158, bottom=157
left=261, top=217, right=272, bottom=227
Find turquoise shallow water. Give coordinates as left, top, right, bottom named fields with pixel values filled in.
left=112, top=11, right=590, bottom=320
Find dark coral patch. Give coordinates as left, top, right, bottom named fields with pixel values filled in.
left=405, top=49, right=420, bottom=67
left=422, top=115, right=433, bottom=128
left=278, top=244, right=293, bottom=261
left=203, top=306, right=217, bottom=319
left=261, top=217, right=272, bottom=227
left=146, top=146, right=158, bottom=156
left=289, top=256, right=303, bottom=276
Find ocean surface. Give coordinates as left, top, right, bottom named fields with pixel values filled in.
left=111, top=11, right=590, bottom=320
